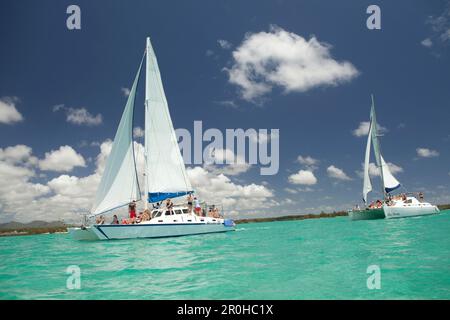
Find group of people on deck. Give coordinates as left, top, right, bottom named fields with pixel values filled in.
left=96, top=193, right=222, bottom=225
left=120, top=201, right=151, bottom=224
left=362, top=192, right=426, bottom=210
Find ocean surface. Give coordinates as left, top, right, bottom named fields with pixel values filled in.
left=1, top=211, right=449, bottom=300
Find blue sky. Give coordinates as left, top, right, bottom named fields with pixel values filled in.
left=0, top=0, right=449, bottom=222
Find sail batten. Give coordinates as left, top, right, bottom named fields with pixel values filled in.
left=145, top=38, right=193, bottom=203
left=90, top=57, right=144, bottom=216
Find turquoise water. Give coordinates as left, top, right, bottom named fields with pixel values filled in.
left=1, top=211, right=449, bottom=299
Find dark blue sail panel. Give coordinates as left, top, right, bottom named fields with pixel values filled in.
left=148, top=191, right=193, bottom=203
left=385, top=184, right=401, bottom=194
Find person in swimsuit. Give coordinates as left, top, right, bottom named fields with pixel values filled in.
left=187, top=194, right=194, bottom=212
left=194, top=197, right=201, bottom=216
left=111, top=215, right=119, bottom=225
left=129, top=201, right=137, bottom=223
left=166, top=199, right=174, bottom=214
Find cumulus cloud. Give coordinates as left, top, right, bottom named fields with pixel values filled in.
left=225, top=25, right=359, bottom=101
left=416, top=147, right=439, bottom=158
left=0, top=145, right=37, bottom=166
left=204, top=148, right=251, bottom=176
left=0, top=97, right=23, bottom=124
left=296, top=155, right=319, bottom=172
left=249, top=130, right=279, bottom=144
left=288, top=169, right=317, bottom=185
left=187, top=166, right=274, bottom=216
left=352, top=121, right=388, bottom=137
left=297, top=155, right=319, bottom=166
left=327, top=165, right=352, bottom=181
left=0, top=137, right=275, bottom=222
left=0, top=142, right=111, bottom=222
left=53, top=105, right=102, bottom=126
left=358, top=162, right=403, bottom=178
left=39, top=145, right=86, bottom=172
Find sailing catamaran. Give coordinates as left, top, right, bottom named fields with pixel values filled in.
left=69, top=38, right=235, bottom=240
left=348, top=95, right=439, bottom=221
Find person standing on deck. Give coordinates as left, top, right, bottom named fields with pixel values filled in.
left=129, top=201, right=137, bottom=223
left=187, top=193, right=194, bottom=213
left=166, top=198, right=174, bottom=214
left=194, top=197, right=201, bottom=216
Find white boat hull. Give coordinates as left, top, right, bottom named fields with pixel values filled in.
left=383, top=204, right=439, bottom=219
left=69, top=218, right=235, bottom=240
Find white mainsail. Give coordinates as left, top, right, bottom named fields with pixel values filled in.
left=91, top=58, right=143, bottom=216
left=368, top=95, right=401, bottom=197
left=145, top=38, right=193, bottom=203
left=362, top=122, right=373, bottom=204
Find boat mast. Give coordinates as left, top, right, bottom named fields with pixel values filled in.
left=144, top=38, right=150, bottom=210
left=370, top=94, right=387, bottom=200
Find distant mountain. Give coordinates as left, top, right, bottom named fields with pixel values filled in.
left=0, top=220, right=67, bottom=230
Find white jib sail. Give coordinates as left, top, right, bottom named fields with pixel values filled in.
left=91, top=59, right=143, bottom=216
left=363, top=122, right=373, bottom=204
left=145, top=37, right=192, bottom=203
left=380, top=155, right=401, bottom=193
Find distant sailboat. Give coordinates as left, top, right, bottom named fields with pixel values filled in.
left=349, top=95, right=439, bottom=221
left=69, top=38, right=235, bottom=240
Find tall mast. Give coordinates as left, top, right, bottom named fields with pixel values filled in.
left=143, top=37, right=151, bottom=210
left=370, top=94, right=387, bottom=199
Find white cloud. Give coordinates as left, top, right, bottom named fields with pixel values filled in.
left=0, top=144, right=37, bottom=166
left=0, top=97, right=23, bottom=124
left=187, top=166, right=274, bottom=215
left=0, top=140, right=266, bottom=222
left=249, top=130, right=279, bottom=144
left=416, top=147, right=439, bottom=158
left=284, top=187, right=298, bottom=194
left=288, top=169, right=317, bottom=185
left=352, top=121, right=388, bottom=137
left=421, top=38, right=433, bottom=47
left=296, top=155, right=319, bottom=171
left=424, top=4, right=450, bottom=48
left=297, top=155, right=319, bottom=166
left=218, top=39, right=232, bottom=49
left=133, top=126, right=145, bottom=138
left=53, top=105, right=102, bottom=126
left=359, top=162, right=403, bottom=178
left=215, top=100, right=239, bottom=109
left=39, top=145, right=86, bottom=172
left=327, top=165, right=352, bottom=181
left=226, top=25, right=359, bottom=101
left=204, top=148, right=251, bottom=176
left=121, top=87, right=131, bottom=96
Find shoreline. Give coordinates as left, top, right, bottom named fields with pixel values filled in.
left=1, top=204, right=449, bottom=237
